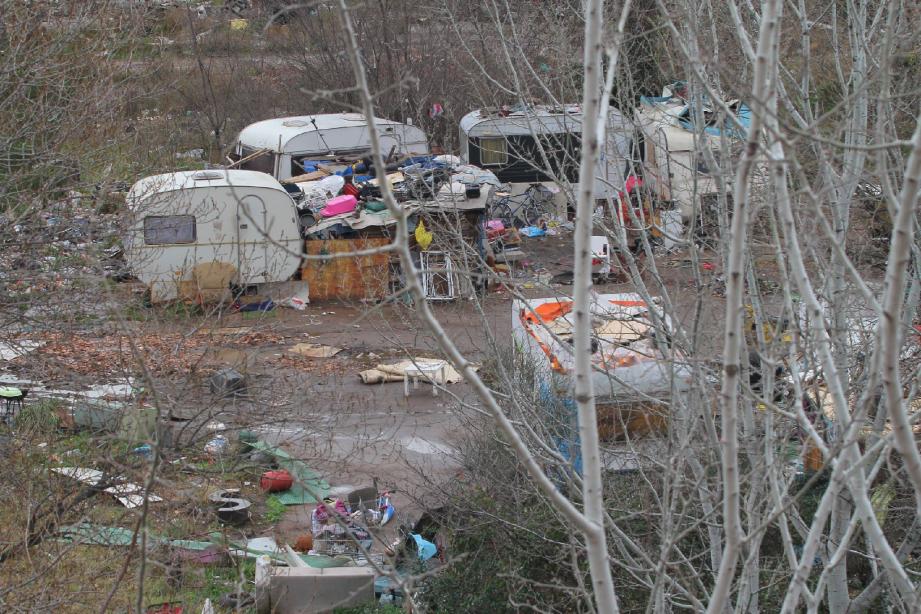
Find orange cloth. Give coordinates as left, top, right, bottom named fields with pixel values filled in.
left=524, top=301, right=573, bottom=323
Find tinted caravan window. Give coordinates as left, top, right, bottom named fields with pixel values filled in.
left=144, top=215, right=196, bottom=245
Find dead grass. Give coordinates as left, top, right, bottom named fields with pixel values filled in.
left=0, top=429, right=275, bottom=612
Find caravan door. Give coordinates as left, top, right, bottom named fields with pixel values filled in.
left=236, top=194, right=270, bottom=284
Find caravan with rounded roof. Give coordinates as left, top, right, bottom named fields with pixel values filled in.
left=124, top=170, right=303, bottom=303
left=234, top=113, right=429, bottom=181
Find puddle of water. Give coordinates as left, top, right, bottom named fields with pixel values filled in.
left=401, top=437, right=454, bottom=456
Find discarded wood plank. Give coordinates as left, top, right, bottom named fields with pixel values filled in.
left=225, top=147, right=271, bottom=169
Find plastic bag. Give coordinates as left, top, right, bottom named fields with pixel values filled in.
left=414, top=219, right=434, bottom=250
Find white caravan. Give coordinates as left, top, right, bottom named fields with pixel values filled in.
left=124, top=170, right=303, bottom=303
left=635, top=85, right=752, bottom=224
left=234, top=113, right=429, bottom=181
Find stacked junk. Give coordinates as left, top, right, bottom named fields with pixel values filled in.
left=52, top=426, right=437, bottom=613
left=124, top=91, right=755, bottom=307
left=100, top=96, right=759, bottom=612
left=124, top=113, right=501, bottom=306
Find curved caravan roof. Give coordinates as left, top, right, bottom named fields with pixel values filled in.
left=459, top=105, right=630, bottom=138
left=124, top=169, right=302, bottom=303
left=127, top=169, right=289, bottom=206
left=236, top=113, right=429, bottom=156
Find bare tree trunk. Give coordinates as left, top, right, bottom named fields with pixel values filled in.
left=572, top=0, right=620, bottom=611
left=707, top=0, right=784, bottom=610
left=335, top=1, right=622, bottom=611
left=880, top=110, right=921, bottom=528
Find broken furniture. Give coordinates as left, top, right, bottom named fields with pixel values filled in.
left=403, top=360, right=447, bottom=397
left=0, top=386, right=26, bottom=422
left=259, top=566, right=375, bottom=613
left=420, top=251, right=456, bottom=300
left=359, top=359, right=472, bottom=385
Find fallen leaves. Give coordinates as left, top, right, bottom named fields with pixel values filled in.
left=13, top=332, right=209, bottom=379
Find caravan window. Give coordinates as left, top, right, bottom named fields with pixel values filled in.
left=478, top=137, right=508, bottom=166
left=144, top=215, right=196, bottom=245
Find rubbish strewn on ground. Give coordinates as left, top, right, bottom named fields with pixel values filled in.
left=243, top=440, right=330, bottom=504
left=52, top=467, right=163, bottom=508
left=209, top=489, right=252, bottom=525
left=0, top=341, right=44, bottom=361
left=288, top=343, right=342, bottom=358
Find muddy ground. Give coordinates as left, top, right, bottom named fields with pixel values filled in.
left=3, top=232, right=737, bottom=547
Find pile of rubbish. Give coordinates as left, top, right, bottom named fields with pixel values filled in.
left=639, top=80, right=752, bottom=137
left=513, top=293, right=693, bottom=403
left=32, top=418, right=440, bottom=612
left=283, top=154, right=499, bottom=237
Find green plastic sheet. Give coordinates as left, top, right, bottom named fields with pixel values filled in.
left=245, top=440, right=330, bottom=504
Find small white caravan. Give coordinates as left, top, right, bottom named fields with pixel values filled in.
left=234, top=113, right=429, bottom=181
left=124, top=170, right=303, bottom=303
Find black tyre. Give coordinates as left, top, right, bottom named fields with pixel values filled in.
left=491, top=202, right=515, bottom=227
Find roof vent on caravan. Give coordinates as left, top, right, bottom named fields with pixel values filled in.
left=192, top=170, right=224, bottom=181
left=282, top=119, right=310, bottom=128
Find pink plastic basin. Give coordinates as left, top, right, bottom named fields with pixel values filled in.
left=320, top=194, right=358, bottom=217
